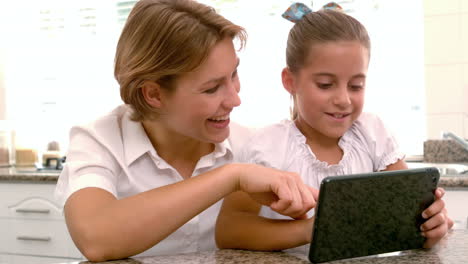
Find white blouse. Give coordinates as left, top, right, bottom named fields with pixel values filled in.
left=238, top=112, right=405, bottom=253
left=54, top=104, right=253, bottom=257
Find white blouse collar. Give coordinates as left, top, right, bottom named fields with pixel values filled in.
left=122, top=109, right=232, bottom=167
left=288, top=120, right=354, bottom=171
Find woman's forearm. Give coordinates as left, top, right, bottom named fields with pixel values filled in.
left=65, top=164, right=241, bottom=261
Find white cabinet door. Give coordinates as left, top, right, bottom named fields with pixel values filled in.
left=0, top=253, right=9, bottom=264
left=0, top=183, right=62, bottom=220
left=0, top=182, right=83, bottom=260
left=444, top=188, right=468, bottom=229
left=0, top=219, right=82, bottom=258
left=0, top=253, right=80, bottom=264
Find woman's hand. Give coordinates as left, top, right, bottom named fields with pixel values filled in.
left=216, top=164, right=319, bottom=251
left=421, top=187, right=454, bottom=248
left=235, top=163, right=317, bottom=219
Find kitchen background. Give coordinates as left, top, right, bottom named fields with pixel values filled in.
left=1, top=0, right=466, bottom=157
left=0, top=0, right=467, bottom=263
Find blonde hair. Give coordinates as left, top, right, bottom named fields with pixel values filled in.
left=286, top=10, right=370, bottom=120
left=115, top=0, right=247, bottom=121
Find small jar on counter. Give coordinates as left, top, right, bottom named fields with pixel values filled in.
left=13, top=123, right=40, bottom=168
left=15, top=148, right=38, bottom=167
left=42, top=141, right=63, bottom=169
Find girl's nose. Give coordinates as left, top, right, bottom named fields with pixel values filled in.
left=333, top=87, right=351, bottom=107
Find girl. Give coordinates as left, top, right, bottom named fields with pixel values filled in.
left=216, top=2, right=452, bottom=253
left=54, top=0, right=316, bottom=261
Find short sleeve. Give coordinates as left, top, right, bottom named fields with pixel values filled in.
left=54, top=126, right=121, bottom=207
left=235, top=122, right=291, bottom=169
left=227, top=122, right=256, bottom=159
left=236, top=141, right=272, bottom=167
left=354, top=113, right=406, bottom=171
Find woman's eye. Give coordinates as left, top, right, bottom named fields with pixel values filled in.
left=317, top=83, right=332, bottom=89
left=204, top=85, right=220, bottom=94
left=231, top=70, right=238, bottom=79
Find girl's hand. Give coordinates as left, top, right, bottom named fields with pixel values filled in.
left=421, top=187, right=454, bottom=248
left=236, top=164, right=317, bottom=219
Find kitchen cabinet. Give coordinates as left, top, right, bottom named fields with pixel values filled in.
left=0, top=182, right=83, bottom=264
left=444, top=188, right=468, bottom=230
left=0, top=254, right=75, bottom=264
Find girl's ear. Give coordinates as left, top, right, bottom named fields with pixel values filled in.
left=141, top=81, right=163, bottom=108
left=281, top=67, right=296, bottom=95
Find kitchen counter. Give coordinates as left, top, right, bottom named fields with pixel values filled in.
left=56, top=229, right=467, bottom=264
left=437, top=175, right=468, bottom=188
left=1, top=168, right=467, bottom=187
left=0, top=167, right=59, bottom=182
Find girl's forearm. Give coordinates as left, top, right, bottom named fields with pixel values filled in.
left=216, top=210, right=313, bottom=251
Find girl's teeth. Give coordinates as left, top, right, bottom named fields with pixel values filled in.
left=210, top=115, right=229, bottom=121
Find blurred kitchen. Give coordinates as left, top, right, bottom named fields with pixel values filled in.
left=0, top=0, right=467, bottom=263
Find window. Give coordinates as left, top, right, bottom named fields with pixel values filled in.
left=1, top=0, right=134, bottom=150
left=1, top=0, right=424, bottom=155
left=202, top=0, right=425, bottom=155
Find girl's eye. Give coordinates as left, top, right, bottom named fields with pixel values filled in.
left=317, top=83, right=332, bottom=89
left=349, top=78, right=365, bottom=91
left=204, top=85, right=220, bottom=94
left=349, top=83, right=364, bottom=91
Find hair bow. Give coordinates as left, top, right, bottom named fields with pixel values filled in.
left=282, top=2, right=343, bottom=23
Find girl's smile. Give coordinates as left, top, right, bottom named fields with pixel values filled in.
left=325, top=112, right=352, bottom=122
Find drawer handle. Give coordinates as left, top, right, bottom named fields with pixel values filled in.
left=16, top=236, right=51, bottom=242
left=15, top=208, right=50, bottom=214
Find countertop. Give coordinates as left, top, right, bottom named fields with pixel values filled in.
left=1, top=167, right=467, bottom=187
left=56, top=229, right=468, bottom=264
left=0, top=167, right=60, bottom=182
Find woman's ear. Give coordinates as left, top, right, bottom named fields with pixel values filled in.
left=141, top=81, right=163, bottom=108
left=281, top=67, right=296, bottom=95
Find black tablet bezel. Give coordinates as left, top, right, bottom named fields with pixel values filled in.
left=308, top=167, right=439, bottom=263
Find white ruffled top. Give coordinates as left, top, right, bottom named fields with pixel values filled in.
left=237, top=112, right=405, bottom=253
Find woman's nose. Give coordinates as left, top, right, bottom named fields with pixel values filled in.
left=224, top=81, right=241, bottom=108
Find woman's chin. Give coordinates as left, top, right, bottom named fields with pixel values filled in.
left=204, top=130, right=230, bottom=144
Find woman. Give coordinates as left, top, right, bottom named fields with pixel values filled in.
left=54, top=0, right=316, bottom=261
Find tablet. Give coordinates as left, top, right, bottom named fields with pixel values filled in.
left=308, top=167, right=439, bottom=263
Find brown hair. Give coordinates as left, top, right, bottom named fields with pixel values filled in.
left=115, top=0, right=247, bottom=121
left=286, top=10, right=370, bottom=119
